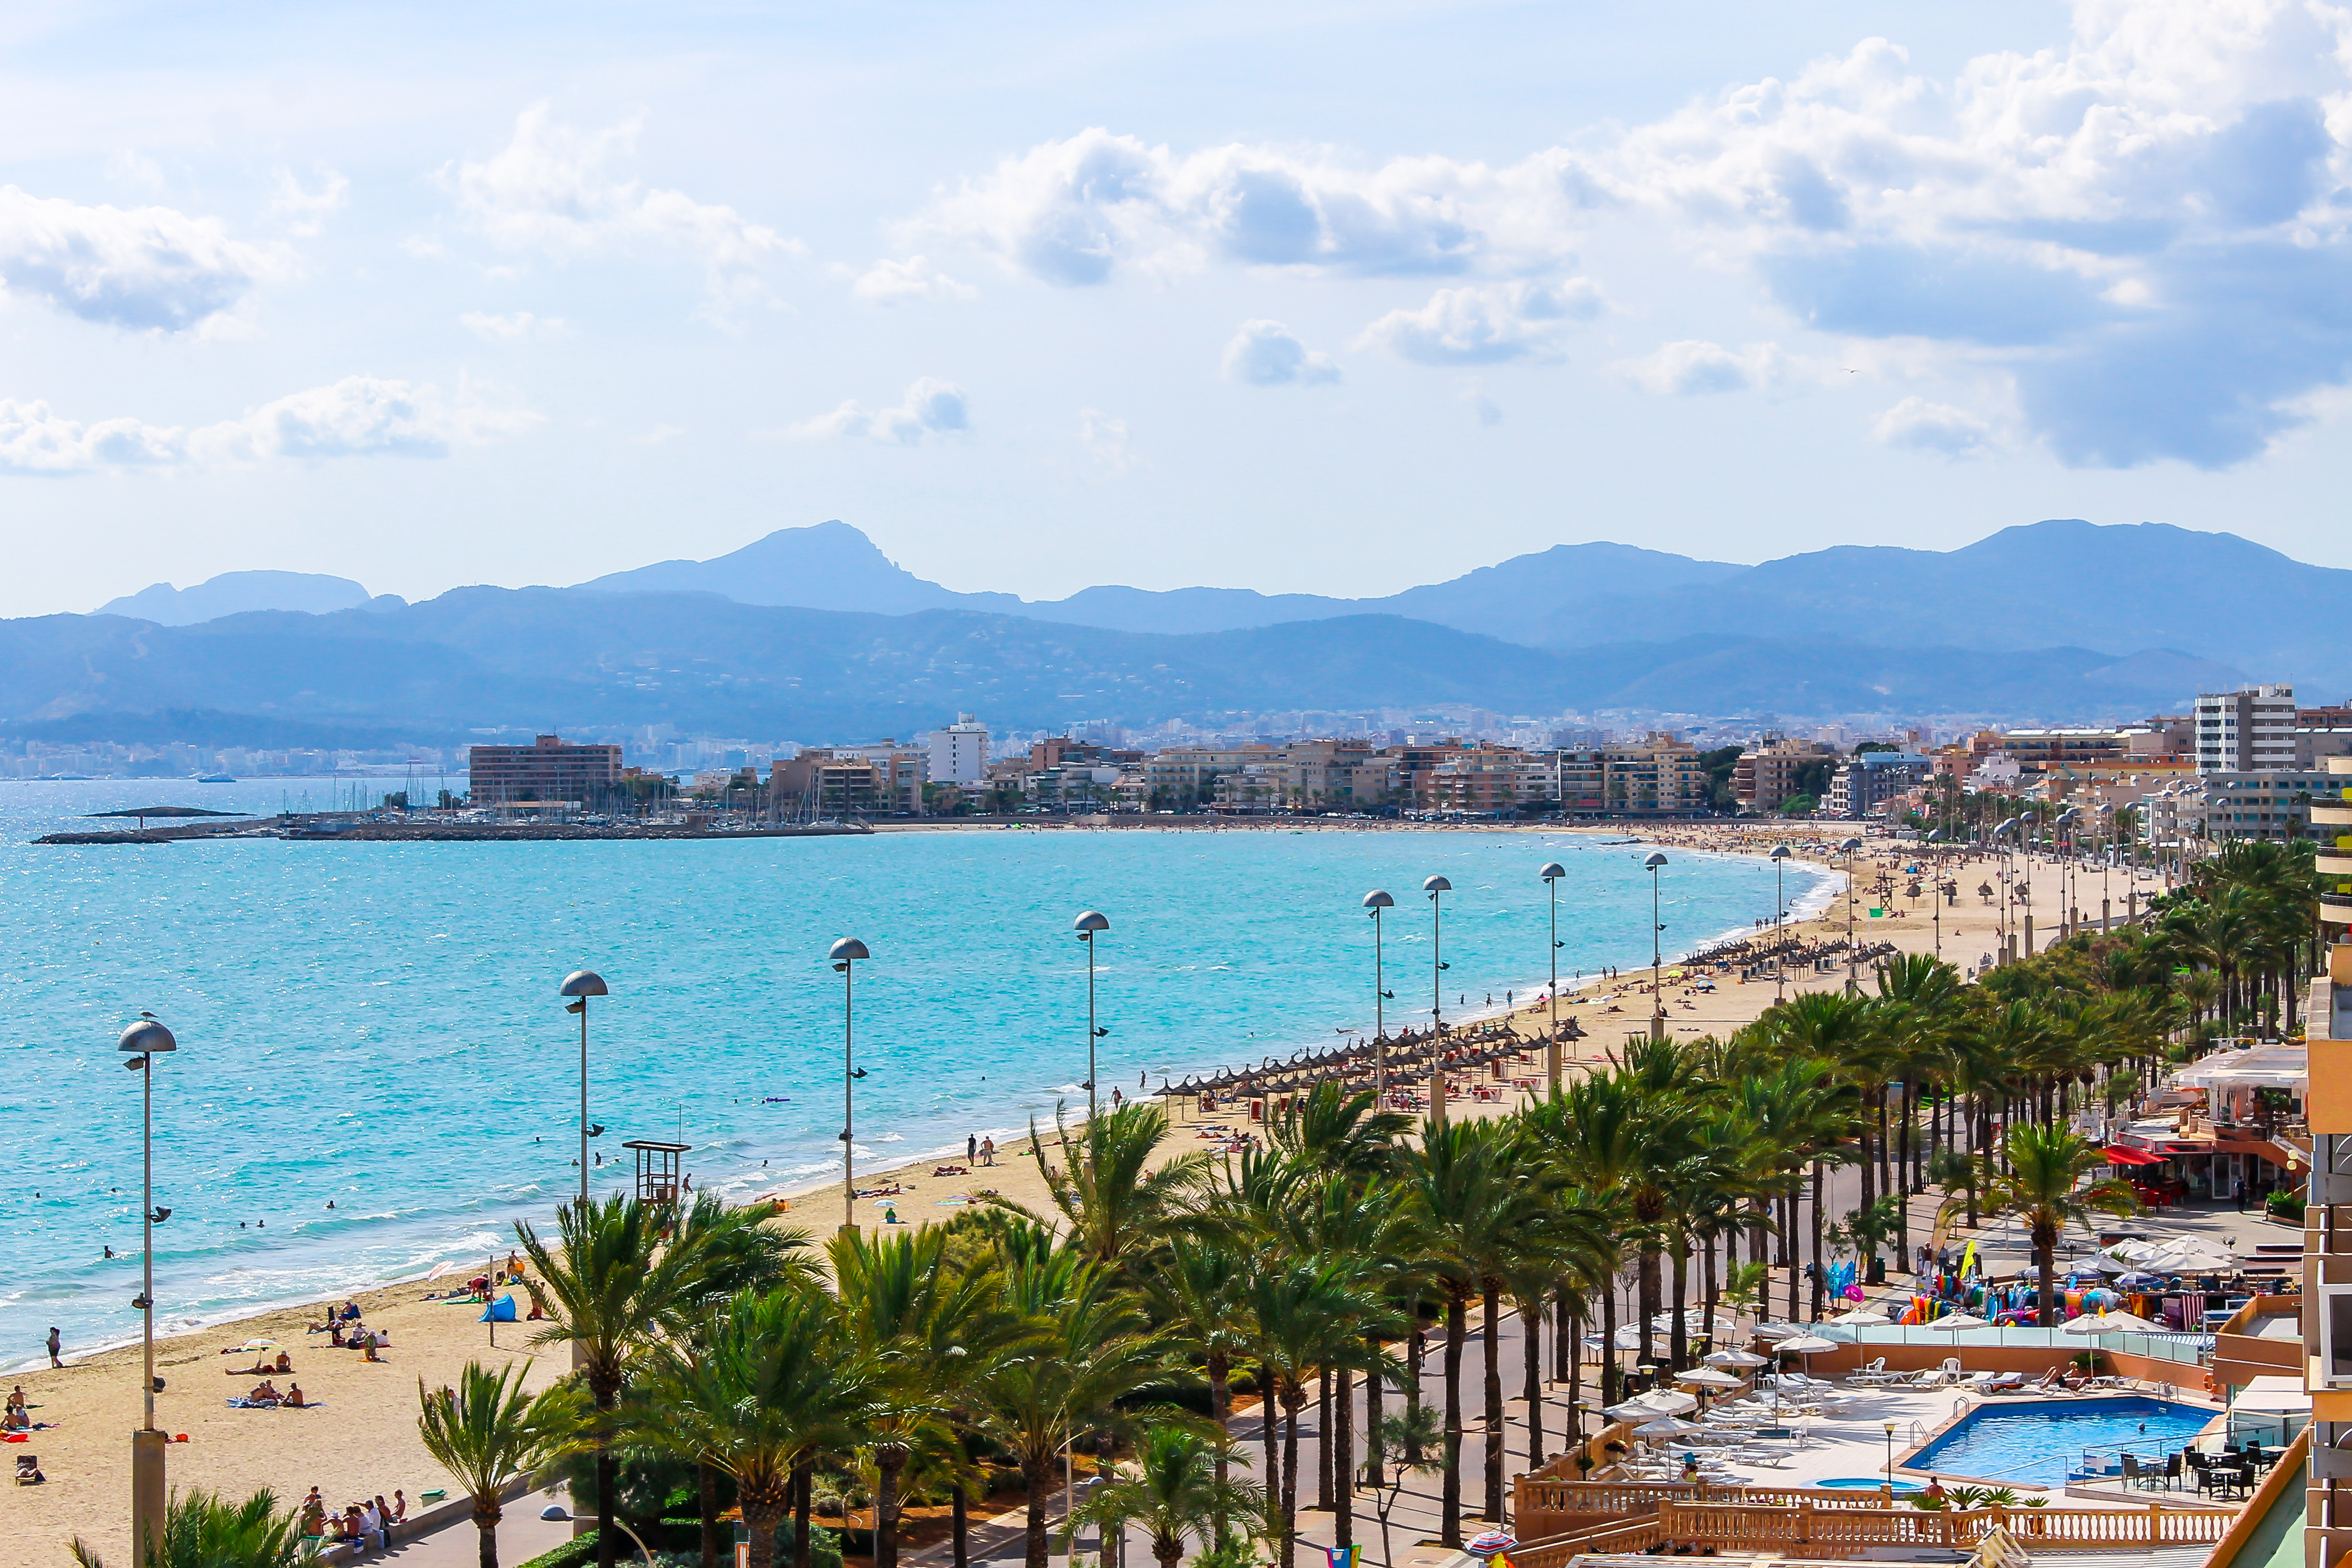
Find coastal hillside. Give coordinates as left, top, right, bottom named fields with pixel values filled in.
left=0, top=587, right=2242, bottom=744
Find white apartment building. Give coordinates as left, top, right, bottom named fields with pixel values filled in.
left=2190, top=769, right=2333, bottom=842
left=927, top=715, right=989, bottom=786
left=2195, top=684, right=2296, bottom=774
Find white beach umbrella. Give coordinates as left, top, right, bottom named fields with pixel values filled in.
left=1635, top=1416, right=1705, bottom=1438
left=1925, top=1313, right=1993, bottom=1331
left=1826, top=1307, right=1891, bottom=1326
left=1773, top=1335, right=1839, bottom=1354
left=2064, top=1309, right=2165, bottom=1335
left=1750, top=1321, right=1807, bottom=1341
left=1704, top=1348, right=1772, bottom=1369
left=1676, top=1367, right=1743, bottom=1389
left=1604, top=1390, right=1700, bottom=1421
left=2142, top=1237, right=2237, bottom=1274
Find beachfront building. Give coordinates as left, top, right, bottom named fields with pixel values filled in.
left=1993, top=727, right=2127, bottom=768
left=767, top=747, right=925, bottom=818
left=1423, top=747, right=1554, bottom=814
left=1731, top=736, right=1836, bottom=810
left=466, top=733, right=624, bottom=805
left=2306, top=750, right=2352, bottom=1568
left=1141, top=744, right=1278, bottom=809
left=927, top=715, right=989, bottom=785
left=2188, top=769, right=2334, bottom=842
left=1824, top=750, right=1929, bottom=818
left=2198, top=684, right=2298, bottom=774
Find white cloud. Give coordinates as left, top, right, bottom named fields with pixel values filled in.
left=1078, top=407, right=1133, bottom=472
left=1222, top=320, right=1339, bottom=385
left=451, top=105, right=801, bottom=307
left=461, top=310, right=570, bottom=342
left=0, top=377, right=539, bottom=476
left=1358, top=279, right=1600, bottom=365
left=1870, top=396, right=1994, bottom=458
left=784, top=378, right=969, bottom=444
left=912, top=127, right=1608, bottom=287
left=1614, top=339, right=1800, bottom=396
left=0, top=186, right=284, bottom=333
left=269, top=168, right=349, bottom=238
left=850, top=255, right=977, bottom=303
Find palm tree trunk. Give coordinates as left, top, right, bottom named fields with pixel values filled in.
left=792, top=1462, right=813, bottom=1568
left=745, top=1498, right=788, bottom=1568
left=1598, top=1280, right=1619, bottom=1407
left=952, top=1482, right=969, bottom=1568
left=875, top=1444, right=908, bottom=1568
left=1404, top=1330, right=1425, bottom=1462
left=1335, top=1364, right=1355, bottom=1548
left=1553, top=1284, right=1573, bottom=1381
left=1482, top=1284, right=1505, bottom=1522
left=1262, top=1370, right=1283, bottom=1550
left=1782, top=1190, right=1799, bottom=1321
left=1521, top=1300, right=1544, bottom=1473
left=1809, top=1161, right=1826, bottom=1320
left=596, top=1440, right=620, bottom=1568
left=1208, top=1351, right=1232, bottom=1537
left=474, top=1500, right=502, bottom=1568
left=1635, top=1241, right=1661, bottom=1370
left=1318, top=1370, right=1333, bottom=1511
left=2037, top=1231, right=2059, bottom=1328
left=1282, top=1387, right=1304, bottom=1568
left=700, top=1461, right=721, bottom=1568
left=1023, top=1457, right=1052, bottom=1568
left=1365, top=1338, right=1386, bottom=1489
left=1668, top=1243, right=1689, bottom=1370
left=1441, top=1292, right=1468, bottom=1547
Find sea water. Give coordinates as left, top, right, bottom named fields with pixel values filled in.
left=0, top=780, right=1830, bottom=1367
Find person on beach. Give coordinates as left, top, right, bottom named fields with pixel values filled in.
left=980, top=1136, right=996, bottom=1166
left=301, top=1489, right=326, bottom=1536
left=284, top=1381, right=308, bottom=1407
left=967, top=1133, right=977, bottom=1162
left=46, top=1327, right=60, bottom=1367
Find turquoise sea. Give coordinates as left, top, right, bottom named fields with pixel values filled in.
left=0, top=780, right=1829, bottom=1369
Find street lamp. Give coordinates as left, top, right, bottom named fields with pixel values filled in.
left=1839, top=837, right=1863, bottom=994
left=1645, top=852, right=1668, bottom=1042
left=1924, top=829, right=1943, bottom=958
left=830, top=938, right=869, bottom=1235
left=1364, top=891, right=1395, bottom=1101
left=1768, top=845, right=1792, bottom=1004
left=119, top=1015, right=176, bottom=1563
left=1424, top=874, right=1452, bottom=1125
left=558, top=971, right=608, bottom=1206
left=1074, top=911, right=1110, bottom=1119
left=1540, top=862, right=1567, bottom=1095
left=1882, top=1421, right=1898, bottom=1487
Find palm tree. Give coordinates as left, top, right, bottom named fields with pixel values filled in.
left=1984, top=1123, right=2139, bottom=1324
left=1148, top=1238, right=1254, bottom=1500
left=417, top=1362, right=559, bottom=1568
left=966, top=1243, right=1174, bottom=1568
left=72, top=1488, right=315, bottom=1568
left=515, top=1195, right=728, bottom=1568
left=1012, top=1101, right=1212, bottom=1277
left=1060, top=1425, right=1271, bottom=1568
left=639, top=1287, right=876, bottom=1568
left=1237, top=1258, right=1391, bottom=1567
left=830, top=1227, right=1027, bottom=1568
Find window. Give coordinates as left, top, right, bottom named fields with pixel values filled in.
left=2327, top=1286, right=2352, bottom=1387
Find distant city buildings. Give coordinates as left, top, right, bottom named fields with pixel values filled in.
left=2196, top=683, right=2298, bottom=774
left=927, top=715, right=990, bottom=785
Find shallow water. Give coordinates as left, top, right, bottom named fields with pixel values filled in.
left=0, top=780, right=1824, bottom=1366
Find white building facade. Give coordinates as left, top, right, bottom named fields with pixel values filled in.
left=928, top=715, right=990, bottom=786
left=2196, top=685, right=2296, bottom=774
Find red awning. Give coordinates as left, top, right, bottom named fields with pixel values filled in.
left=2103, top=1146, right=2166, bottom=1166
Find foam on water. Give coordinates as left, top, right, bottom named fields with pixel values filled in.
left=0, top=781, right=1827, bottom=1366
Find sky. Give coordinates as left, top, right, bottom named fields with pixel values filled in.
left=5, top=0, right=2352, bottom=618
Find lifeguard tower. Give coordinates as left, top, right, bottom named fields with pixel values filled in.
left=623, top=1139, right=692, bottom=1207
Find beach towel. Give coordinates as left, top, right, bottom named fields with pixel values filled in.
left=478, top=1293, right=518, bottom=1324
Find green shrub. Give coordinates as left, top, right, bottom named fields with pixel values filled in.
left=2268, top=1190, right=2307, bottom=1222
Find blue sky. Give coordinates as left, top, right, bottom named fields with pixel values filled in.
left=6, top=0, right=2352, bottom=617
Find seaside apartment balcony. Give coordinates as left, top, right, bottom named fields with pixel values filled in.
left=2317, top=758, right=2352, bottom=932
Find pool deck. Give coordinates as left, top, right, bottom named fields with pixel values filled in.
left=1668, top=1382, right=2231, bottom=1509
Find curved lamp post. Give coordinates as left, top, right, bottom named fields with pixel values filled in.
left=1364, top=890, right=1395, bottom=1101
left=1540, top=862, right=1567, bottom=1095
left=1645, top=852, right=1668, bottom=1041
left=830, top=938, right=869, bottom=1234
left=1767, top=844, right=1793, bottom=1003
left=559, top=971, right=609, bottom=1205
left=120, top=1015, right=176, bottom=1562
left=1924, top=829, right=1944, bottom=957
left=1424, top=874, right=1452, bottom=1125
left=1074, top=911, right=1110, bottom=1118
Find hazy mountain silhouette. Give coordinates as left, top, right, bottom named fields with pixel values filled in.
left=96, top=570, right=400, bottom=624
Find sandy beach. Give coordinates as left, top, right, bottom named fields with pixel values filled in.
left=7, top=821, right=2151, bottom=1564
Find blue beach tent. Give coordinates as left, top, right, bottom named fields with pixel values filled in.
left=479, top=1293, right=518, bottom=1323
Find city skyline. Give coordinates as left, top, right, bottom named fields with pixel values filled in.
left=5, top=0, right=2352, bottom=619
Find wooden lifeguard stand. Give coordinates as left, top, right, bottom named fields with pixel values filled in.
left=623, top=1140, right=692, bottom=1207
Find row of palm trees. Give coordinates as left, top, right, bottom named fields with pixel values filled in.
left=97, top=836, right=2315, bottom=1568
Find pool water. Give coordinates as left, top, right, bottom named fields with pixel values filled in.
left=1816, top=1478, right=1923, bottom=1493
left=1910, top=1397, right=2213, bottom=1488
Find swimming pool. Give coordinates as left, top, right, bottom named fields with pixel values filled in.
left=1815, top=1478, right=1924, bottom=1493
left=1909, top=1397, right=2214, bottom=1488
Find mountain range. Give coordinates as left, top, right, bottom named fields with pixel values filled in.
left=14, top=516, right=2337, bottom=744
